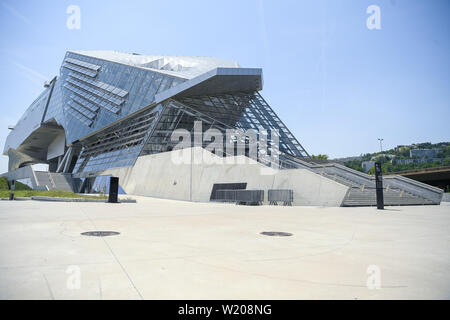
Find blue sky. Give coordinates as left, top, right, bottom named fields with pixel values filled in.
left=0, top=0, right=449, bottom=172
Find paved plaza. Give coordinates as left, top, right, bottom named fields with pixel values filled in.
left=0, top=197, right=449, bottom=299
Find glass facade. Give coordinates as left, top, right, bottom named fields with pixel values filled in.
left=73, top=90, right=309, bottom=174
left=73, top=104, right=163, bottom=173
left=5, top=50, right=309, bottom=175
left=175, top=92, right=308, bottom=157
left=59, top=52, right=185, bottom=144
left=44, top=79, right=66, bottom=128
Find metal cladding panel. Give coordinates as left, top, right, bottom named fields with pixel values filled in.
left=46, top=132, right=65, bottom=160
left=3, top=87, right=51, bottom=154
left=154, top=67, right=263, bottom=103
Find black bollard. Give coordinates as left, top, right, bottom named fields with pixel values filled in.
left=108, top=177, right=119, bottom=203
left=9, top=180, right=15, bottom=201
left=375, top=162, right=384, bottom=210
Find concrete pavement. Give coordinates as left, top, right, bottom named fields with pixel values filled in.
left=0, top=197, right=449, bottom=299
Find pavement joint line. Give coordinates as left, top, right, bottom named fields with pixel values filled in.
left=1, top=199, right=448, bottom=299
left=185, top=257, right=408, bottom=289
left=0, top=253, right=240, bottom=270
left=97, top=272, right=103, bottom=300
left=42, top=273, right=55, bottom=300
left=79, top=207, right=144, bottom=300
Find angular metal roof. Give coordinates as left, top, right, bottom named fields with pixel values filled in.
left=71, top=50, right=241, bottom=79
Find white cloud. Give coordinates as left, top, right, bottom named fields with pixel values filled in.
left=13, top=62, right=48, bottom=82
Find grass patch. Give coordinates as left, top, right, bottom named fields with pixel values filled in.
left=0, top=177, right=9, bottom=190
left=0, top=189, right=106, bottom=199
left=1, top=176, right=33, bottom=190
left=13, top=181, right=32, bottom=190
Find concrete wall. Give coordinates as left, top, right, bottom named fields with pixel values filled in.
left=102, top=147, right=349, bottom=207
left=47, top=132, right=65, bottom=160
left=0, top=166, right=39, bottom=189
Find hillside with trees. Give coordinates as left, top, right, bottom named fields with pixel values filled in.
left=338, top=142, right=450, bottom=174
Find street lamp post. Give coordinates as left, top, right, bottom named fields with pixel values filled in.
left=378, top=138, right=384, bottom=153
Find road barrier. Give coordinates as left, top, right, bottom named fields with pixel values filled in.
left=216, top=189, right=264, bottom=205
left=268, top=189, right=293, bottom=206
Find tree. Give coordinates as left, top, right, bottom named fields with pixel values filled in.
left=312, top=154, right=328, bottom=160
left=344, top=159, right=364, bottom=172
left=343, top=141, right=450, bottom=173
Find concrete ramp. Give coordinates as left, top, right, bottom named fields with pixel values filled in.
left=102, top=147, right=349, bottom=206
left=2, top=148, right=443, bottom=207
left=102, top=148, right=442, bottom=206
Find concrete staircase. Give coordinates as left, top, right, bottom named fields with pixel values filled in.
left=281, top=155, right=443, bottom=206
left=342, top=186, right=435, bottom=207
left=34, top=171, right=76, bottom=192
left=34, top=171, right=52, bottom=190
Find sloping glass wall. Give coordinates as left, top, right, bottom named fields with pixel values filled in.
left=59, top=52, right=186, bottom=144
